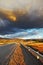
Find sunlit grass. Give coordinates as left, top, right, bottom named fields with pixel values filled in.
left=0, top=38, right=43, bottom=53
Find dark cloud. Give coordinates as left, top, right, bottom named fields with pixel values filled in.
left=12, top=14, right=43, bottom=29
left=0, top=12, right=43, bottom=35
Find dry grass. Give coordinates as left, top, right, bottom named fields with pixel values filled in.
left=0, top=38, right=43, bottom=65
left=25, top=42, right=43, bottom=53
left=9, top=44, right=26, bottom=65
left=0, top=38, right=25, bottom=45
left=0, top=38, right=43, bottom=53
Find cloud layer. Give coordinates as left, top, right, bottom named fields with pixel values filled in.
left=0, top=17, right=43, bottom=39
left=0, top=28, right=43, bottom=39
left=0, top=0, right=43, bottom=11
left=0, top=0, right=43, bottom=39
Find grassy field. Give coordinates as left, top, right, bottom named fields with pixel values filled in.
left=0, top=38, right=43, bottom=53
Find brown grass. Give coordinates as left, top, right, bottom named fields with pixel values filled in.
left=0, top=38, right=43, bottom=53
left=9, top=44, right=26, bottom=65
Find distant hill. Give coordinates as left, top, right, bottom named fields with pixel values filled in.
left=25, top=39, right=43, bottom=42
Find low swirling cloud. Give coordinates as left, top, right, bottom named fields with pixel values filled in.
left=0, top=28, right=43, bottom=39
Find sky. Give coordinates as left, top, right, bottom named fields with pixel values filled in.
left=0, top=0, right=43, bottom=39
left=0, top=0, right=43, bottom=12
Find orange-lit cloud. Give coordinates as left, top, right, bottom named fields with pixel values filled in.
left=8, top=15, right=17, bottom=21
left=0, top=9, right=17, bottom=21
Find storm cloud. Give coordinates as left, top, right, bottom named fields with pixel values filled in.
left=0, top=0, right=43, bottom=39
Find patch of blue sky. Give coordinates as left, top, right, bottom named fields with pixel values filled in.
left=0, top=28, right=43, bottom=39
